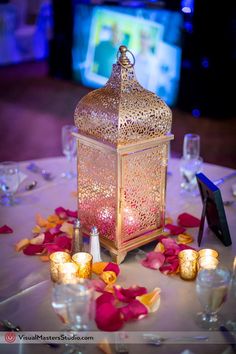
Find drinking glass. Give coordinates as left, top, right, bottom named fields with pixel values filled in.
left=61, top=125, right=77, bottom=179
left=196, top=266, right=231, bottom=330
left=0, top=161, right=20, bottom=206
left=180, top=133, right=203, bottom=195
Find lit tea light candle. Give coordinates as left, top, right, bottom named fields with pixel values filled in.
left=72, top=252, right=93, bottom=279
left=178, top=249, right=199, bottom=281
left=58, top=262, right=79, bottom=284
left=198, top=255, right=219, bottom=270
left=50, top=251, right=71, bottom=282
left=198, top=248, right=219, bottom=258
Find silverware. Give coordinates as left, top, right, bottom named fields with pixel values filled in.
left=25, top=180, right=37, bottom=191
left=27, top=163, right=54, bottom=181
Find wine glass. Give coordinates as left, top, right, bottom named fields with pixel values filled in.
left=0, top=161, right=20, bottom=206
left=61, top=125, right=77, bottom=179
left=196, top=266, right=231, bottom=330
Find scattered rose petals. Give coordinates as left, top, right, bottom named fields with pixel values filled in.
left=136, top=287, right=161, bottom=313
left=44, top=244, right=65, bottom=254
left=35, top=213, right=48, bottom=227
left=178, top=243, right=196, bottom=251
left=23, top=244, right=45, bottom=256
left=66, top=209, right=77, bottom=218
left=60, top=222, right=73, bottom=238
left=113, top=285, right=147, bottom=303
left=91, top=279, right=106, bottom=293
left=49, top=224, right=62, bottom=235
left=55, top=207, right=67, bottom=219
left=15, top=238, right=30, bottom=252
left=95, top=302, right=124, bottom=331
left=54, top=235, right=71, bottom=251
left=32, top=225, right=41, bottom=234
left=120, top=299, right=148, bottom=321
left=100, top=271, right=117, bottom=285
left=165, top=224, right=186, bottom=235
left=96, top=292, right=115, bottom=307
left=154, top=242, right=165, bottom=253
left=155, top=235, right=168, bottom=243
left=141, top=251, right=165, bottom=270
left=160, top=260, right=179, bottom=275
left=104, top=262, right=120, bottom=276
left=177, top=233, right=194, bottom=244
left=92, top=262, right=109, bottom=275
left=43, top=231, right=55, bottom=244
left=30, top=233, right=45, bottom=245
left=0, top=224, right=13, bottom=234
left=178, top=213, right=200, bottom=228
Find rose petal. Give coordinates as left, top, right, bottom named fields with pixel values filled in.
left=55, top=235, right=71, bottom=251
left=49, top=224, right=62, bottom=235
left=35, top=213, right=48, bottom=227
left=92, top=262, right=109, bottom=275
left=165, top=224, right=186, bottom=235
left=47, top=214, right=62, bottom=224
left=43, top=231, right=55, bottom=243
left=154, top=242, right=165, bottom=253
left=162, top=238, right=180, bottom=254
left=177, top=213, right=200, bottom=228
left=0, top=224, right=13, bottom=234
left=30, top=233, right=45, bottom=245
left=95, top=302, right=124, bottom=331
left=60, top=222, right=73, bottom=238
left=178, top=243, right=196, bottom=251
left=15, top=238, right=30, bottom=252
left=32, top=225, right=41, bottom=235
left=100, top=271, right=117, bottom=285
left=177, top=233, right=194, bottom=244
left=104, top=263, right=120, bottom=276
left=96, top=292, right=115, bottom=307
left=55, top=207, right=68, bottom=220
left=97, top=339, right=112, bottom=354
left=136, top=287, right=161, bottom=313
left=160, top=259, right=179, bottom=275
left=141, top=251, right=165, bottom=270
left=155, top=235, right=168, bottom=243
left=113, top=285, right=147, bottom=303
left=23, top=244, right=45, bottom=255
left=44, top=244, right=65, bottom=254
left=66, top=209, right=77, bottom=218
left=90, top=279, right=106, bottom=293
left=120, top=299, right=148, bottom=321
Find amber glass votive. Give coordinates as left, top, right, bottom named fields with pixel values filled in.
left=198, top=248, right=219, bottom=259
left=178, top=249, right=199, bottom=280
left=50, top=251, right=71, bottom=282
left=72, top=252, right=93, bottom=279
left=198, top=255, right=219, bottom=270
left=58, top=262, right=79, bottom=284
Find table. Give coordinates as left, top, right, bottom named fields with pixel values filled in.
left=0, top=156, right=235, bottom=354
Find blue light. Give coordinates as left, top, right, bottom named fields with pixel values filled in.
left=184, top=21, right=193, bottom=33
left=182, top=59, right=192, bottom=69
left=182, top=6, right=192, bottom=13
left=181, top=0, right=194, bottom=13
left=192, top=109, right=201, bottom=118
left=201, top=57, right=209, bottom=68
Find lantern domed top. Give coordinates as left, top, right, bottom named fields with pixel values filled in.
left=74, top=46, right=172, bottom=146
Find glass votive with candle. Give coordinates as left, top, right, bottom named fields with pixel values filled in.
left=72, top=252, right=93, bottom=279
left=178, top=249, right=199, bottom=281
left=198, top=255, right=219, bottom=270
left=50, top=251, right=71, bottom=282
left=58, top=262, right=79, bottom=284
left=198, top=249, right=219, bottom=259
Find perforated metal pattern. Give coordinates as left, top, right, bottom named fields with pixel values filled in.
left=77, top=142, right=117, bottom=242
left=74, top=63, right=172, bottom=146
left=120, top=143, right=168, bottom=242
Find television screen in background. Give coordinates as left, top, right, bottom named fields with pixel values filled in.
left=72, top=4, right=183, bottom=106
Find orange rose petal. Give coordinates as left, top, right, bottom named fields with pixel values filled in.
left=100, top=271, right=117, bottom=285
left=60, top=222, right=74, bottom=237
left=30, top=233, right=45, bottom=245
left=104, top=284, right=115, bottom=293
left=97, top=339, right=112, bottom=354
left=154, top=242, right=165, bottom=253
left=177, top=233, right=194, bottom=244
left=40, top=255, right=50, bottom=262
left=45, top=222, right=57, bottom=230
left=92, top=262, right=109, bottom=275
left=32, top=225, right=42, bottom=235
left=136, top=287, right=161, bottom=313
left=15, top=238, right=30, bottom=252
left=35, top=213, right=48, bottom=227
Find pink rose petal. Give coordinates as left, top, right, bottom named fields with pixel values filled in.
left=178, top=243, right=196, bottom=251
left=23, top=244, right=44, bottom=255
left=113, top=285, right=147, bottom=303
left=43, top=232, right=55, bottom=244
left=120, top=300, right=148, bottom=321
left=55, top=235, right=71, bottom=251
left=104, top=263, right=120, bottom=276
left=66, top=209, right=77, bottom=218
left=177, top=213, right=200, bottom=228
left=160, top=259, right=179, bottom=275
left=155, top=235, right=168, bottom=243
left=95, top=302, right=124, bottom=331
left=141, top=251, right=165, bottom=270
left=96, top=292, right=115, bottom=307
left=44, top=244, right=65, bottom=254
left=90, top=279, right=106, bottom=293
left=165, top=224, right=186, bottom=235
left=0, top=224, right=13, bottom=234
left=49, top=224, right=62, bottom=235
left=55, top=207, right=67, bottom=220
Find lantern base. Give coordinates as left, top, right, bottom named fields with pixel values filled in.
left=109, top=251, right=127, bottom=265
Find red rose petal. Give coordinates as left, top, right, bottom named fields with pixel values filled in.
left=113, top=285, right=147, bottom=303
left=120, top=300, right=148, bottom=321
left=155, top=235, right=168, bottom=243
left=55, top=207, right=67, bottom=220
left=49, top=224, right=62, bottom=235
left=55, top=235, right=71, bottom=251
left=177, top=213, right=201, bottom=228
left=44, top=244, right=65, bottom=254
left=95, top=302, right=124, bottom=331
left=43, top=232, right=55, bottom=244
left=160, top=259, right=179, bottom=275
left=23, top=244, right=44, bottom=255
left=96, top=292, right=115, bottom=307
left=141, top=251, right=165, bottom=270
left=178, top=243, right=196, bottom=251
left=165, top=224, right=186, bottom=235
left=104, top=263, right=120, bottom=276
left=0, top=224, right=13, bottom=234
left=66, top=209, right=77, bottom=218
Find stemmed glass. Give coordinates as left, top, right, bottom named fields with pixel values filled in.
left=61, top=125, right=77, bottom=179
left=196, top=266, right=231, bottom=330
left=0, top=161, right=20, bottom=206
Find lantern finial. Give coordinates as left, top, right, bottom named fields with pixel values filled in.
left=117, top=45, right=135, bottom=68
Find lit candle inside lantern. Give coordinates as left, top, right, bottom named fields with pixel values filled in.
left=198, top=255, right=219, bottom=270
left=178, top=249, right=199, bottom=280
left=58, top=262, right=79, bottom=284
left=50, top=251, right=71, bottom=282
left=198, top=248, right=219, bottom=258
left=72, top=252, right=93, bottom=279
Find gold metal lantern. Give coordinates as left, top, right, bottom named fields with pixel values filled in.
left=74, top=45, right=173, bottom=264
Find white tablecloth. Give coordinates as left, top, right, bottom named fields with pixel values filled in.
left=0, top=156, right=235, bottom=354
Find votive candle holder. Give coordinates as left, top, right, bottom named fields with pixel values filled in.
left=198, top=248, right=219, bottom=259
left=178, top=249, right=199, bottom=280
left=58, top=262, right=79, bottom=284
left=198, top=255, right=219, bottom=270
left=50, top=251, right=71, bottom=282
left=72, top=252, right=93, bottom=279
